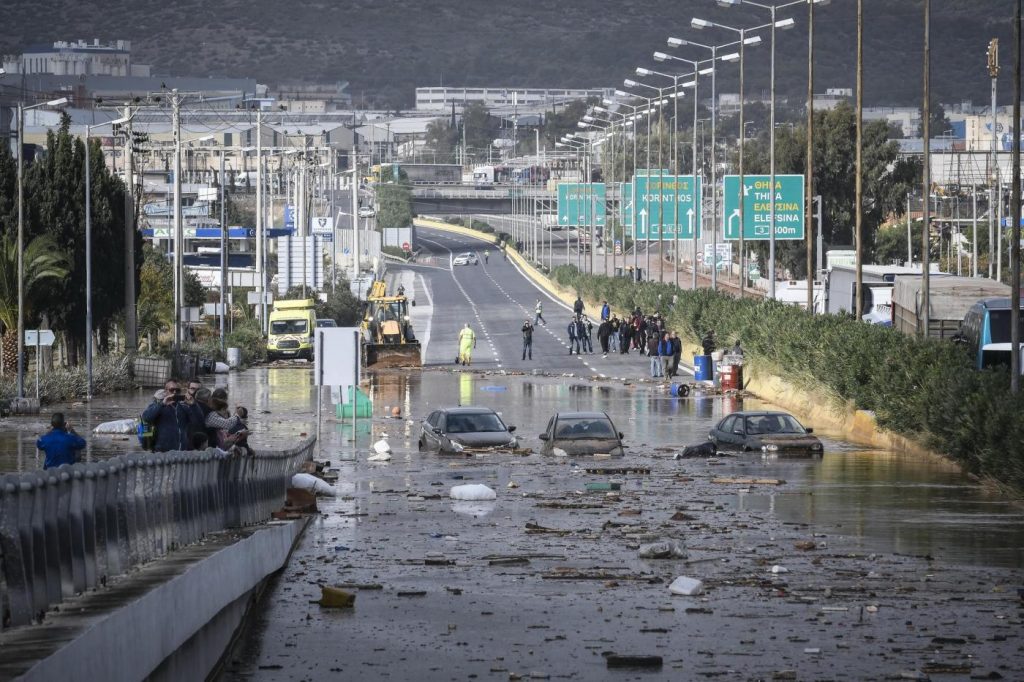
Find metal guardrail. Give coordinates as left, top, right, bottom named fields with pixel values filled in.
left=0, top=438, right=314, bottom=629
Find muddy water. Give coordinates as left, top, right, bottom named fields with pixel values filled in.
left=3, top=367, right=1022, bottom=570
left=221, top=368, right=1023, bottom=681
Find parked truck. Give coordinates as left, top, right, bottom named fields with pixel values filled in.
left=892, top=276, right=1011, bottom=339
left=267, top=299, right=316, bottom=360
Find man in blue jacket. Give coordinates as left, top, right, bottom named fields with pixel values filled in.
left=142, top=378, right=205, bottom=452
left=37, top=412, right=87, bottom=468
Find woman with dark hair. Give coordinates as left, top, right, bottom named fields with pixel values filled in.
left=206, top=388, right=248, bottom=450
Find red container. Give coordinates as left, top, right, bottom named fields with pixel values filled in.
left=720, top=365, right=743, bottom=391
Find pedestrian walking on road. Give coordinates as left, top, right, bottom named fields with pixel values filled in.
left=648, top=334, right=662, bottom=378
left=581, top=317, right=594, bottom=354
left=620, top=323, right=632, bottom=354
left=609, top=316, right=620, bottom=352
left=573, top=296, right=585, bottom=319
left=670, top=332, right=683, bottom=377
left=600, top=301, right=610, bottom=321
left=484, top=250, right=490, bottom=264
left=658, top=333, right=673, bottom=379
left=567, top=317, right=581, bottom=355
left=458, top=323, right=477, bottom=366
left=597, top=319, right=612, bottom=356
left=521, top=320, right=534, bottom=361
left=37, top=412, right=86, bottom=469
left=534, top=300, right=546, bottom=326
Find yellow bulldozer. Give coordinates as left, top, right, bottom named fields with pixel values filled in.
left=361, top=280, right=423, bottom=367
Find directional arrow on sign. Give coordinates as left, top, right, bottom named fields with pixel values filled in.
left=742, top=183, right=751, bottom=197
left=727, top=209, right=741, bottom=238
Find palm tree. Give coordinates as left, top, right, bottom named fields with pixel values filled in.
left=0, top=233, right=70, bottom=374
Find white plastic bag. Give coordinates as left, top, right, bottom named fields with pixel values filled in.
left=214, top=362, right=230, bottom=374
left=668, top=576, right=703, bottom=596
left=93, top=418, right=138, bottom=435
left=449, top=484, right=497, bottom=501
left=291, top=472, right=337, bottom=497
left=639, top=541, right=687, bottom=559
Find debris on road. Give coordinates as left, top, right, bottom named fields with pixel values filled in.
left=315, top=586, right=355, bottom=608
left=668, top=576, right=704, bottom=595
left=450, top=483, right=497, bottom=500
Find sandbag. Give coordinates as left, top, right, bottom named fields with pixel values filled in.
left=291, top=472, right=337, bottom=497
left=449, top=483, right=497, bottom=501
left=94, top=418, right=138, bottom=435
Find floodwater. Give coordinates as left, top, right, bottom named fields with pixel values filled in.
left=3, top=366, right=1019, bottom=569
left=4, top=367, right=1023, bottom=679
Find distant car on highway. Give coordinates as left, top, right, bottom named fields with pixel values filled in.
left=358, top=206, right=376, bottom=218
left=453, top=252, right=479, bottom=266
left=709, top=411, right=823, bottom=455
left=418, top=406, right=518, bottom=454
left=539, top=411, right=625, bottom=457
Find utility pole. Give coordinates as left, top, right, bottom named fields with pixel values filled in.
left=738, top=31, right=747, bottom=299
left=219, top=149, right=227, bottom=351
left=988, top=38, right=999, bottom=280
left=171, top=89, right=183, bottom=349
left=16, top=102, right=25, bottom=397
left=352, top=159, right=360, bottom=282
left=1011, top=0, right=1021, bottom=392
left=854, top=0, right=864, bottom=320
left=805, top=0, right=815, bottom=311
left=921, top=0, right=932, bottom=337
left=123, top=105, right=138, bottom=353
left=255, top=107, right=264, bottom=331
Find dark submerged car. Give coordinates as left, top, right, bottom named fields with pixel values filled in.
left=709, top=411, right=823, bottom=455
left=539, top=411, right=625, bottom=457
left=419, top=406, right=518, bottom=454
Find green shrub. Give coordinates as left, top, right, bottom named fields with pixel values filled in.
left=551, top=266, right=1024, bottom=491
left=0, top=354, right=135, bottom=404
left=225, top=322, right=267, bottom=365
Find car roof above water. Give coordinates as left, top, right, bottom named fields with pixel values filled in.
left=555, top=411, right=611, bottom=420
left=440, top=406, right=498, bottom=415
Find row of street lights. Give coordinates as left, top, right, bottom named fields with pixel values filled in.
left=559, top=0, right=827, bottom=300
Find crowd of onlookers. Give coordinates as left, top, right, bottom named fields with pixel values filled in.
left=141, top=378, right=250, bottom=453
left=547, top=297, right=730, bottom=380
left=36, top=377, right=251, bottom=469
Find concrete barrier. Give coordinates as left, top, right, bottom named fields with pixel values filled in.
left=0, top=438, right=314, bottom=629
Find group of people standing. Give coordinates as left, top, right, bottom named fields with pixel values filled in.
left=589, top=303, right=685, bottom=378
left=141, top=378, right=250, bottom=453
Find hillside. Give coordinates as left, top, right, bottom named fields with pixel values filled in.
left=0, top=0, right=1014, bottom=109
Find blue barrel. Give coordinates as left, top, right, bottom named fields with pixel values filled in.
left=694, top=355, right=713, bottom=382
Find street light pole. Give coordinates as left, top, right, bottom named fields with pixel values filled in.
left=15, top=96, right=68, bottom=397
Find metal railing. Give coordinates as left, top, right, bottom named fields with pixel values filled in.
left=0, top=438, right=314, bottom=629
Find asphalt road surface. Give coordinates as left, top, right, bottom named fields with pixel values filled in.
left=396, top=226, right=692, bottom=381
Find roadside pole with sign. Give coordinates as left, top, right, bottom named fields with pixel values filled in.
left=25, top=329, right=56, bottom=400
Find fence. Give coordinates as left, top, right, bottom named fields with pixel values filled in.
left=0, top=438, right=314, bottom=629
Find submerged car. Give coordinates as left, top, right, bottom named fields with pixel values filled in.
left=709, top=411, right=823, bottom=455
left=539, top=411, right=625, bottom=457
left=419, top=406, right=518, bottom=454
left=453, top=252, right=479, bottom=266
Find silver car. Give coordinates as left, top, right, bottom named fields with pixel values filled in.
left=419, top=407, right=518, bottom=454
left=453, top=252, right=479, bottom=266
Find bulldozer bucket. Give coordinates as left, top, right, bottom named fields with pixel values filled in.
left=365, top=341, right=423, bottom=368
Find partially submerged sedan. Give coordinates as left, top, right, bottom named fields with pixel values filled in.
left=419, top=406, right=518, bottom=454
left=709, top=411, right=823, bottom=455
left=539, top=411, right=625, bottom=457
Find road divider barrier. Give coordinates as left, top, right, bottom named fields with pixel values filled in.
left=0, top=439, right=314, bottom=628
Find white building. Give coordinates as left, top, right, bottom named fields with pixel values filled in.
left=2, top=39, right=150, bottom=77
left=415, top=86, right=612, bottom=112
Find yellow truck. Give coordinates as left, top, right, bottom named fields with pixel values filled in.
left=267, top=298, right=316, bottom=360
left=362, top=281, right=422, bottom=367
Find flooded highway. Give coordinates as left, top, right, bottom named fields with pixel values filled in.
left=4, top=366, right=1023, bottom=679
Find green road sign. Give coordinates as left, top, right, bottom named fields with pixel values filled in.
left=722, top=174, right=805, bottom=240
left=557, top=183, right=606, bottom=227
left=631, top=172, right=702, bottom=241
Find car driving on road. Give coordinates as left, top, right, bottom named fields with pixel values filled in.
left=358, top=206, right=376, bottom=218
left=539, top=411, right=625, bottom=457
left=419, top=406, right=518, bottom=454
left=709, top=411, right=823, bottom=455
left=453, top=252, right=479, bottom=266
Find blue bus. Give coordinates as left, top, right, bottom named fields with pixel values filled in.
left=961, top=297, right=1024, bottom=370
